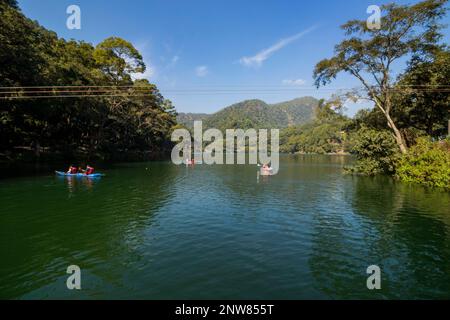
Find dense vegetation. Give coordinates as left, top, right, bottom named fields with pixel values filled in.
left=346, top=128, right=400, bottom=176
left=0, top=1, right=177, bottom=162
left=176, top=113, right=211, bottom=129
left=396, top=138, right=450, bottom=188
left=178, top=97, right=318, bottom=131
left=311, top=0, right=449, bottom=189
left=280, top=99, right=351, bottom=154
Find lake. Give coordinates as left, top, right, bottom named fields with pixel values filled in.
left=1, top=155, right=449, bottom=299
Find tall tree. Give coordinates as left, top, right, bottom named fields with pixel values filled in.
left=93, top=37, right=147, bottom=112
left=313, top=0, right=448, bottom=154
left=93, top=37, right=145, bottom=84
left=392, top=48, right=450, bottom=138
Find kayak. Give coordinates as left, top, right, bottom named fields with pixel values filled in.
left=55, top=171, right=104, bottom=178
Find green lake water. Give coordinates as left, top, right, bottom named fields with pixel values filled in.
left=1, top=155, right=449, bottom=299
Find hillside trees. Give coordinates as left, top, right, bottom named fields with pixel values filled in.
left=280, top=98, right=351, bottom=154
left=0, top=2, right=176, bottom=161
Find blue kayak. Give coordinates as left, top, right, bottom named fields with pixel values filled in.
left=55, top=171, right=104, bottom=178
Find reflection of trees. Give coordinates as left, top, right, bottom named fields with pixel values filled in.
left=308, top=210, right=371, bottom=299
left=377, top=182, right=450, bottom=299
left=306, top=172, right=379, bottom=298
left=0, top=163, right=178, bottom=298
left=308, top=176, right=450, bottom=299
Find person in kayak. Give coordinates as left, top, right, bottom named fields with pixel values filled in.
left=85, top=165, right=95, bottom=175
left=67, top=165, right=78, bottom=174
left=261, top=163, right=273, bottom=173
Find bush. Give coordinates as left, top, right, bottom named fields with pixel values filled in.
left=346, top=128, right=400, bottom=175
left=396, top=138, right=450, bottom=189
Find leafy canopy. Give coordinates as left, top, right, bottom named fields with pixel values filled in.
left=94, top=37, right=146, bottom=83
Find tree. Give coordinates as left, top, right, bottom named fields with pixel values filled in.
left=392, top=48, right=450, bottom=138
left=1, top=0, right=19, bottom=9
left=93, top=37, right=145, bottom=83
left=313, top=0, right=448, bottom=154
left=93, top=37, right=147, bottom=114
left=347, top=128, right=400, bottom=175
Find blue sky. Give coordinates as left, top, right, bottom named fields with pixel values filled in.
left=18, top=0, right=450, bottom=116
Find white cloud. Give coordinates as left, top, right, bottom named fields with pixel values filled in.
left=195, top=65, right=209, bottom=77
left=282, top=79, right=306, bottom=86
left=239, top=26, right=317, bottom=68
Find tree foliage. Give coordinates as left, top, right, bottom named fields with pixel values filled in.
left=346, top=46, right=450, bottom=148
left=392, top=48, right=450, bottom=139
left=203, top=97, right=318, bottom=132
left=93, top=37, right=146, bottom=83
left=280, top=99, right=351, bottom=154
left=0, top=2, right=176, bottom=162
left=346, top=128, right=400, bottom=176
left=396, top=138, right=450, bottom=188
left=1, top=0, right=18, bottom=9
left=313, top=0, right=448, bottom=154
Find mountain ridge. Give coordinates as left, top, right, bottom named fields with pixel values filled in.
left=177, top=96, right=319, bottom=130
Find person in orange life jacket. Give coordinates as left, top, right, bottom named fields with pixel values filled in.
left=67, top=165, right=78, bottom=174
left=85, top=165, right=95, bottom=175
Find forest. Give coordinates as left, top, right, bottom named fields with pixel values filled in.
left=0, top=0, right=177, bottom=162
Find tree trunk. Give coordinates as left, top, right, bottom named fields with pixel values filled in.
left=385, top=112, right=408, bottom=154
left=383, top=91, right=408, bottom=154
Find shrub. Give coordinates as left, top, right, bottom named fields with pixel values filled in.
left=346, top=128, right=400, bottom=175
left=396, top=138, right=450, bottom=189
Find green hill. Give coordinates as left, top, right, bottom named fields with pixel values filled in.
left=176, top=113, right=210, bottom=129
left=177, top=97, right=318, bottom=131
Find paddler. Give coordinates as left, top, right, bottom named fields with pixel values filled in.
left=85, top=165, right=95, bottom=175
left=262, top=163, right=273, bottom=173
left=67, top=165, right=78, bottom=174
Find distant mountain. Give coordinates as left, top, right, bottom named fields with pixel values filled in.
left=177, top=97, right=319, bottom=131
left=176, top=113, right=210, bottom=128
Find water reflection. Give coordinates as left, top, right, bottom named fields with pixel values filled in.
left=1, top=156, right=449, bottom=299
left=57, top=175, right=99, bottom=195
left=350, top=177, right=450, bottom=299
left=308, top=174, right=450, bottom=299
left=0, top=162, right=178, bottom=299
